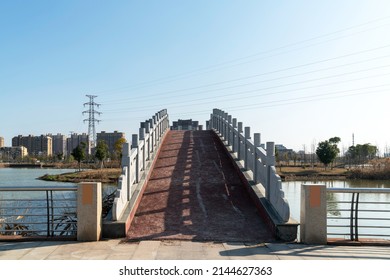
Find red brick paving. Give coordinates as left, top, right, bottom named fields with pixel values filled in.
left=126, top=130, right=275, bottom=242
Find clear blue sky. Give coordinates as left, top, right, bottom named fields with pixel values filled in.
left=1, top=0, right=390, bottom=154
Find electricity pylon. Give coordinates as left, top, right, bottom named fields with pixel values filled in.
left=83, top=95, right=101, bottom=149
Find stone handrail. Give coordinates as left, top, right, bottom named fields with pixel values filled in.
left=112, top=109, right=169, bottom=221
left=209, top=108, right=290, bottom=222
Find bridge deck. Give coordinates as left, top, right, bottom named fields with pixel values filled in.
left=126, top=130, right=274, bottom=242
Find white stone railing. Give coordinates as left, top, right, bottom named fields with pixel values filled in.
left=112, top=109, right=169, bottom=221
left=209, top=108, right=290, bottom=222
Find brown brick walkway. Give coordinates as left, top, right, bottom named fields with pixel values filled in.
left=126, top=130, right=274, bottom=242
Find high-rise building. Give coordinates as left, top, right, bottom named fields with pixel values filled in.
left=0, top=146, right=28, bottom=160
left=96, top=131, right=125, bottom=155
left=67, top=133, right=90, bottom=155
left=48, top=133, right=67, bottom=156
left=0, top=137, right=4, bottom=148
left=12, top=135, right=52, bottom=156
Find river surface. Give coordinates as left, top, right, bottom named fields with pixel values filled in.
left=0, top=168, right=116, bottom=197
left=282, top=180, right=390, bottom=239
left=0, top=168, right=78, bottom=187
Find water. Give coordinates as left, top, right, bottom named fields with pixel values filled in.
left=282, top=180, right=390, bottom=239
left=0, top=168, right=77, bottom=187
left=0, top=168, right=116, bottom=235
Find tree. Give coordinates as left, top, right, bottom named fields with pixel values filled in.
left=316, top=137, right=340, bottom=169
left=114, top=137, right=127, bottom=161
left=346, top=143, right=377, bottom=166
left=95, top=140, right=109, bottom=169
left=71, top=142, right=86, bottom=171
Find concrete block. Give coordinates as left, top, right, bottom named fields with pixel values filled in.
left=300, top=184, right=327, bottom=244
left=77, top=182, right=102, bottom=241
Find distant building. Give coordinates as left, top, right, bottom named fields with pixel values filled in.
left=275, top=144, right=293, bottom=154
left=0, top=137, right=4, bottom=148
left=96, top=131, right=125, bottom=155
left=171, top=119, right=201, bottom=131
left=0, top=146, right=28, bottom=160
left=12, top=135, right=52, bottom=156
left=66, top=133, right=90, bottom=155
left=48, top=133, right=67, bottom=156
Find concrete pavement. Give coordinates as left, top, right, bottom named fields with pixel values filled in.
left=1, top=239, right=390, bottom=260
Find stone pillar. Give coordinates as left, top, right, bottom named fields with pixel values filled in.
left=253, top=133, right=261, bottom=183
left=237, top=122, right=243, bottom=160
left=77, top=182, right=102, bottom=241
left=232, top=118, right=237, bottom=153
left=227, top=115, right=232, bottom=145
left=266, top=142, right=275, bottom=200
left=244, top=127, right=251, bottom=170
left=132, top=134, right=139, bottom=183
left=300, top=184, right=327, bottom=244
left=139, top=127, right=146, bottom=171
left=121, top=142, right=131, bottom=200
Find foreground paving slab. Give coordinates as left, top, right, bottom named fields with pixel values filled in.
left=1, top=239, right=390, bottom=260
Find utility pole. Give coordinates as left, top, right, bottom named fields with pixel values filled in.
left=83, top=95, right=101, bottom=149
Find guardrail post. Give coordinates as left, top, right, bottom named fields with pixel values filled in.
left=227, top=115, right=232, bottom=145
left=237, top=122, right=243, bottom=160
left=132, top=134, right=139, bottom=183
left=232, top=118, right=237, bottom=153
left=254, top=133, right=261, bottom=183
left=121, top=142, right=131, bottom=200
left=244, top=127, right=250, bottom=170
left=300, top=184, right=327, bottom=244
left=77, top=182, right=102, bottom=241
left=149, top=118, right=154, bottom=152
left=266, top=142, right=275, bottom=200
left=139, top=126, right=146, bottom=171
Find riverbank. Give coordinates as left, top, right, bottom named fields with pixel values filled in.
left=278, top=166, right=349, bottom=181
left=39, top=168, right=121, bottom=184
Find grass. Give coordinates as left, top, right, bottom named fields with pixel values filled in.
left=39, top=168, right=121, bottom=184
left=277, top=166, right=349, bottom=180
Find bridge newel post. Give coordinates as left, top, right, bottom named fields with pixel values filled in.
left=266, top=142, right=275, bottom=200
left=77, top=182, right=102, bottom=241
left=244, top=127, right=251, bottom=170
left=121, top=142, right=131, bottom=200
left=232, top=118, right=237, bottom=153
left=224, top=112, right=228, bottom=141
left=237, top=122, right=243, bottom=160
left=220, top=110, right=224, bottom=135
left=153, top=115, right=159, bottom=144
left=220, top=110, right=224, bottom=136
left=132, top=134, right=139, bottom=183
left=253, top=133, right=261, bottom=184
left=139, top=127, right=146, bottom=171
left=301, top=184, right=327, bottom=244
left=149, top=118, right=154, bottom=152
left=145, top=121, right=151, bottom=160
left=227, top=115, right=232, bottom=146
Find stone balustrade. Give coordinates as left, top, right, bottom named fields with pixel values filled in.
left=112, top=109, right=169, bottom=221
left=209, top=108, right=290, bottom=223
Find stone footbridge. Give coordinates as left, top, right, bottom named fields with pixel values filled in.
left=103, top=109, right=297, bottom=242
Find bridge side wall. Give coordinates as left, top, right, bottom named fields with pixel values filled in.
left=112, top=109, right=169, bottom=221
left=210, top=108, right=290, bottom=223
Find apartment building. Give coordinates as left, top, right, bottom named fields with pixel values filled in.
left=96, top=131, right=125, bottom=155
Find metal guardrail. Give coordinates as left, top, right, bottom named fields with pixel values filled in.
left=327, top=188, right=390, bottom=241
left=0, top=186, right=77, bottom=237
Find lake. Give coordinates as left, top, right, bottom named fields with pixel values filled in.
left=282, top=180, right=390, bottom=239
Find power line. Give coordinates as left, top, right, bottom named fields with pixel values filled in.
left=95, top=17, right=390, bottom=97
left=101, top=45, right=390, bottom=105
